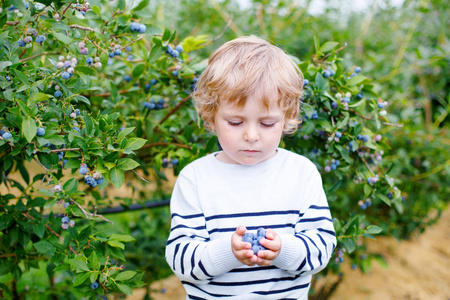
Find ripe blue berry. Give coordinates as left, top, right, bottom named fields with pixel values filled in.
left=124, top=75, right=132, bottom=82
left=2, top=132, right=12, bottom=139
left=75, top=109, right=80, bottom=115
left=36, top=35, right=46, bottom=44
left=114, top=49, right=122, bottom=56
left=90, top=282, right=99, bottom=290
left=172, top=70, right=178, bottom=77
left=150, top=79, right=157, bottom=85
left=108, top=52, right=115, bottom=58
left=311, top=110, right=318, bottom=119
left=165, top=45, right=173, bottom=54
left=84, top=176, right=97, bottom=187
left=303, top=78, right=309, bottom=87
left=18, top=39, right=26, bottom=47
left=138, top=24, right=146, bottom=33
left=86, top=57, right=94, bottom=65
left=331, top=101, right=338, bottom=109
left=171, top=158, right=179, bottom=166
left=323, top=70, right=331, bottom=78
left=54, top=90, right=62, bottom=98
left=95, top=176, right=104, bottom=185
left=354, top=66, right=362, bottom=73
left=61, top=72, right=70, bottom=80
left=335, top=131, right=342, bottom=138
left=130, top=22, right=140, bottom=32
left=36, top=127, right=45, bottom=137
left=79, top=163, right=89, bottom=175
left=62, top=216, right=70, bottom=224
left=362, top=135, right=369, bottom=142
left=171, top=50, right=179, bottom=58
left=175, top=45, right=183, bottom=53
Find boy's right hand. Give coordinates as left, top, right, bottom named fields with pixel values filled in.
left=231, top=226, right=258, bottom=266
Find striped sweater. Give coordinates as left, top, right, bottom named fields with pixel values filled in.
left=165, top=148, right=336, bottom=299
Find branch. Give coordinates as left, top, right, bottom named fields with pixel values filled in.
left=21, top=52, right=60, bottom=63
left=348, top=108, right=403, bottom=127
left=132, top=169, right=149, bottom=183
left=69, top=198, right=113, bottom=224
left=140, top=142, right=192, bottom=150
left=23, top=212, right=77, bottom=254
left=69, top=24, right=97, bottom=32
left=33, top=156, right=53, bottom=184
left=50, top=147, right=81, bottom=153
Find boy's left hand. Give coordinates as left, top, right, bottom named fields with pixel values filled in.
left=256, top=229, right=281, bottom=266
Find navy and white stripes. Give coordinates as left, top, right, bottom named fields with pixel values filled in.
left=165, top=149, right=336, bottom=299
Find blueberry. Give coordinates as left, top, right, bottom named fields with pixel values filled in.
left=356, top=92, right=363, bottom=100
left=36, top=35, right=46, bottom=44
left=242, top=233, right=254, bottom=244
left=165, top=45, right=173, bottom=54
left=0, top=130, right=4, bottom=136
left=2, top=132, right=12, bottom=139
left=54, top=90, right=62, bottom=98
left=62, top=159, right=68, bottom=168
left=138, top=24, right=146, bottom=33
left=75, top=109, right=80, bottom=115
left=62, top=216, right=70, bottom=223
left=311, top=110, right=318, bottom=119
left=126, top=46, right=131, bottom=52
left=175, top=45, right=183, bottom=53
left=330, top=163, right=337, bottom=170
left=79, top=164, right=89, bottom=175
left=336, top=131, right=342, bottom=138
left=86, top=57, right=93, bottom=65
left=114, top=49, right=122, bottom=56
left=150, top=79, right=157, bottom=85
left=171, top=50, right=179, bottom=58
left=73, top=127, right=80, bottom=132
left=124, top=75, right=132, bottom=82
left=356, top=134, right=363, bottom=140
left=251, top=245, right=261, bottom=255
left=257, top=228, right=266, bottom=238
left=303, top=78, right=309, bottom=87
left=354, top=66, right=362, bottom=73
left=172, top=70, right=178, bottom=77
left=349, top=141, right=357, bottom=152
left=130, top=22, right=140, bottom=32
left=36, top=127, right=45, bottom=137
left=108, top=52, right=115, bottom=58
left=162, top=158, right=169, bottom=168
left=64, top=61, right=71, bottom=68
left=362, top=135, right=369, bottom=142
left=90, top=282, right=99, bottom=290
left=171, top=158, right=179, bottom=166
left=95, top=176, right=104, bottom=185
left=331, top=101, right=338, bottom=109
left=84, top=176, right=97, bottom=187
left=18, top=39, right=26, bottom=47
left=323, top=70, right=331, bottom=78
left=61, top=72, right=70, bottom=80
left=145, top=83, right=151, bottom=90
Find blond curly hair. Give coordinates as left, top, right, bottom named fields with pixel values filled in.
left=192, top=36, right=304, bottom=134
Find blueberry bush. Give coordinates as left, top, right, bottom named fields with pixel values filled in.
left=1, top=0, right=448, bottom=299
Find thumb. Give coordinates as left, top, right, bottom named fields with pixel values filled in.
left=236, top=225, right=247, bottom=236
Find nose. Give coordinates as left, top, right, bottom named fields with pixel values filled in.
left=244, top=124, right=259, bottom=142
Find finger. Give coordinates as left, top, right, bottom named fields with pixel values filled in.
left=236, top=225, right=247, bottom=236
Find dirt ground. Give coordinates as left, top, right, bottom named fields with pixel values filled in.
left=130, top=207, right=450, bottom=300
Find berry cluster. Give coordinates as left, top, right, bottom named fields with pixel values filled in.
left=144, top=99, right=165, bottom=110
left=242, top=228, right=267, bottom=255
left=335, top=249, right=344, bottom=263
left=56, top=55, right=78, bottom=80
left=358, top=198, right=372, bottom=210
left=145, top=79, right=158, bottom=91
left=130, top=21, right=146, bottom=33
left=84, top=171, right=104, bottom=188
left=61, top=216, right=75, bottom=230
left=18, top=28, right=46, bottom=47
left=108, top=42, right=123, bottom=59
left=366, top=175, right=379, bottom=186
left=73, top=1, right=92, bottom=16
left=165, top=44, right=183, bottom=58
left=324, top=159, right=340, bottom=172
left=322, top=69, right=335, bottom=78
left=162, top=158, right=179, bottom=168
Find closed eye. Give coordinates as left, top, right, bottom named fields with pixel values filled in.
left=228, top=121, right=242, bottom=126
left=261, top=122, right=276, bottom=127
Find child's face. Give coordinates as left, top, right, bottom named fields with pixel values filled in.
left=212, top=96, right=284, bottom=165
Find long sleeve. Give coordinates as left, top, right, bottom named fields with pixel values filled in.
left=165, top=173, right=242, bottom=284
left=273, top=166, right=336, bottom=275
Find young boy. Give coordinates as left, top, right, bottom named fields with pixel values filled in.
left=165, top=36, right=336, bottom=299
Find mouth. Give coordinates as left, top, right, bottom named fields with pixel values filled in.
left=242, top=150, right=260, bottom=154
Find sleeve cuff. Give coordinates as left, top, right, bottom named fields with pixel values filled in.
left=204, top=238, right=243, bottom=276
left=273, top=234, right=304, bottom=270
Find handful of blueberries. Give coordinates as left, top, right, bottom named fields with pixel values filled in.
left=242, top=228, right=267, bottom=255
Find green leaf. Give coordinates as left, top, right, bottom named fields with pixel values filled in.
left=109, top=167, right=124, bottom=189
left=33, top=93, right=51, bottom=102
left=38, top=188, right=54, bottom=197
left=162, top=28, right=171, bottom=41
left=132, top=0, right=149, bottom=12
left=116, top=283, right=133, bottom=295
left=22, top=118, right=37, bottom=143
left=341, top=237, right=356, bottom=254
left=73, top=271, right=91, bottom=287
left=63, top=178, right=78, bottom=194
left=132, top=64, right=145, bottom=78
left=110, top=233, right=135, bottom=242
left=33, top=241, right=56, bottom=255
left=32, top=222, right=46, bottom=238
left=319, top=41, right=339, bottom=53
left=117, top=127, right=134, bottom=143
left=315, top=72, right=325, bottom=90
left=346, top=75, right=366, bottom=86
left=365, top=225, right=382, bottom=235
left=0, top=61, right=12, bottom=72
left=107, top=239, right=125, bottom=249
left=53, top=31, right=72, bottom=44
left=117, top=158, right=140, bottom=171
left=73, top=95, right=91, bottom=105
left=76, top=66, right=96, bottom=75
left=115, top=271, right=137, bottom=281
left=123, top=138, right=146, bottom=151
left=69, top=259, right=90, bottom=272
left=89, top=251, right=100, bottom=271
